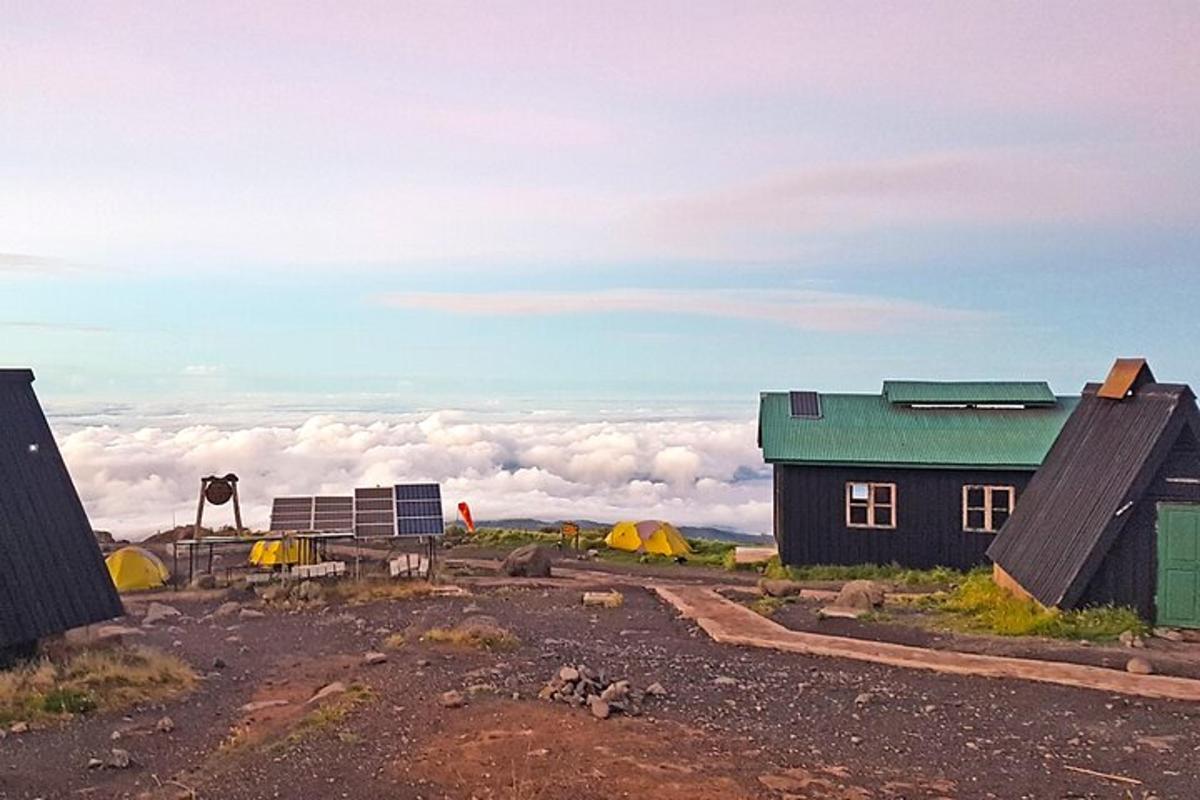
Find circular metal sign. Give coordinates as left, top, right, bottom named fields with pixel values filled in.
left=204, top=478, right=235, bottom=506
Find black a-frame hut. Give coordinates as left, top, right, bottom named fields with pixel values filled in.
left=0, top=369, right=124, bottom=654
left=987, top=359, right=1200, bottom=627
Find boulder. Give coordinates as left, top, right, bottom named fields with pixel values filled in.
left=363, top=651, right=388, bottom=666
left=212, top=601, right=241, bottom=618
left=759, top=579, right=804, bottom=598
left=189, top=574, right=217, bottom=590
left=142, top=602, right=181, bottom=626
left=501, top=544, right=553, bottom=578
left=588, top=697, right=611, bottom=720
left=295, top=580, right=324, bottom=602
left=1126, top=656, right=1154, bottom=675
left=834, top=580, right=887, bottom=610
left=439, top=690, right=467, bottom=709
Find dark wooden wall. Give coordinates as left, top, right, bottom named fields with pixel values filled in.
left=1081, top=428, right=1200, bottom=619
left=773, top=464, right=1036, bottom=570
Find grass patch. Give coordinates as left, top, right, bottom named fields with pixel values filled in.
left=421, top=624, right=520, bottom=652
left=324, top=579, right=437, bottom=605
left=382, top=632, right=407, bottom=649
left=461, top=527, right=737, bottom=568
left=0, top=646, right=195, bottom=726
left=761, top=557, right=973, bottom=588
left=748, top=596, right=789, bottom=617
left=268, top=683, right=375, bottom=753
left=919, top=573, right=1148, bottom=640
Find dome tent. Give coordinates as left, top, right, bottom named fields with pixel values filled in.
left=249, top=538, right=316, bottom=568
left=106, top=546, right=169, bottom=592
left=604, top=520, right=693, bottom=557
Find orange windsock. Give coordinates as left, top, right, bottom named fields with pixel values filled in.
left=457, top=502, right=476, bottom=532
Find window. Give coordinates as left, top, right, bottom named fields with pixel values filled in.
left=963, top=485, right=1015, bottom=533
left=846, top=482, right=897, bottom=529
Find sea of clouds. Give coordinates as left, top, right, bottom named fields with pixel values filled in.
left=56, top=410, right=771, bottom=539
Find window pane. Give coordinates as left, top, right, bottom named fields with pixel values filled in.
left=992, top=508, right=1010, bottom=529
left=849, top=505, right=869, bottom=525
left=850, top=483, right=870, bottom=501
left=992, top=488, right=1013, bottom=512
left=873, top=484, right=892, bottom=504
left=875, top=507, right=893, bottom=527
left=966, top=487, right=985, bottom=507
left=967, top=510, right=986, bottom=530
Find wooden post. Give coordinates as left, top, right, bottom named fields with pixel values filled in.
left=231, top=480, right=244, bottom=535
left=193, top=479, right=207, bottom=540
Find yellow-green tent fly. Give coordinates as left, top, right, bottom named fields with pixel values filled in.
left=604, top=520, right=692, bottom=557
left=105, top=546, right=169, bottom=592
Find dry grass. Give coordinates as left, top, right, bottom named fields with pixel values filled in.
left=272, top=683, right=375, bottom=752
left=0, top=646, right=196, bottom=726
left=747, top=596, right=789, bottom=617
left=383, top=632, right=408, bottom=649
left=324, top=579, right=437, bottom=605
left=421, top=623, right=520, bottom=652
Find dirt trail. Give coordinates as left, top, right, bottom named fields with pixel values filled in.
left=655, top=584, right=1200, bottom=701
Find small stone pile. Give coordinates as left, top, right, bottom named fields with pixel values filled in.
left=538, top=664, right=660, bottom=720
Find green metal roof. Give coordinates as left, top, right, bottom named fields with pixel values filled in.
left=759, top=391, right=1078, bottom=469
left=882, top=380, right=1057, bottom=406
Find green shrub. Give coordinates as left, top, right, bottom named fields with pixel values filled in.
left=760, top=557, right=971, bottom=588
left=41, top=687, right=96, bottom=715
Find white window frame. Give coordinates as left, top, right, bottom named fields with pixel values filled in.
left=962, top=484, right=1015, bottom=533
left=845, top=482, right=897, bottom=530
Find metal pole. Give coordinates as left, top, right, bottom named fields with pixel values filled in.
left=193, top=479, right=207, bottom=541
left=231, top=481, right=244, bottom=535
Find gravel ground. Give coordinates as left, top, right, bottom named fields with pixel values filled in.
left=2, top=575, right=1199, bottom=799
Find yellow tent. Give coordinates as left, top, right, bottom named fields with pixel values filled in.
left=605, top=520, right=693, bottom=557
left=249, top=538, right=316, bottom=568
left=105, top=546, right=169, bottom=592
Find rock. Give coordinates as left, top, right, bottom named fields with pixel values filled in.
left=108, top=748, right=132, bottom=769
left=834, top=580, right=887, bottom=610
left=213, top=601, right=241, bottom=618
left=87, top=757, right=104, bottom=769
left=559, top=666, right=580, bottom=683
left=1154, top=627, right=1185, bottom=642
left=501, top=544, right=553, bottom=578
left=295, top=580, right=324, bottom=602
left=211, top=656, right=227, bottom=670
left=10, top=721, right=29, bottom=734
left=713, top=676, right=738, bottom=686
left=143, top=602, right=182, bottom=626
left=309, top=682, right=347, bottom=704
left=364, top=651, right=388, bottom=666
left=1126, top=656, right=1154, bottom=675
left=239, top=608, right=266, bottom=620
left=439, top=690, right=467, bottom=709
left=817, top=605, right=867, bottom=620
left=239, top=699, right=290, bottom=713
left=645, top=682, right=667, bottom=697
left=155, top=716, right=175, bottom=734
left=582, top=591, right=624, bottom=608
left=416, top=658, right=431, bottom=667
left=849, top=735, right=863, bottom=745
left=589, top=697, right=611, bottom=720
left=759, top=579, right=804, bottom=598
left=854, top=692, right=873, bottom=706
left=260, top=584, right=290, bottom=603
left=189, top=574, right=217, bottom=590
left=600, top=681, right=629, bottom=704
left=586, top=548, right=600, bottom=559
left=94, top=624, right=146, bottom=644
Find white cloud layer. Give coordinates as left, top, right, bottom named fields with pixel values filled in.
left=58, top=411, right=771, bottom=539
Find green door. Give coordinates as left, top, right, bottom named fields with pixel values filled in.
left=1157, top=503, right=1200, bottom=628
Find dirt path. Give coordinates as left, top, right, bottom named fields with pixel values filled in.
left=655, top=584, right=1200, bottom=702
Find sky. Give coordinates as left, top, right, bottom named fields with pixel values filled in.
left=2, top=2, right=1198, bottom=535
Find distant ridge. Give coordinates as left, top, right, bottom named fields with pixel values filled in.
left=474, top=518, right=772, bottom=545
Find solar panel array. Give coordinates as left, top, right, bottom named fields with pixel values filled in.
left=273, top=484, right=444, bottom=538
left=270, top=495, right=355, bottom=533
left=394, top=483, right=444, bottom=536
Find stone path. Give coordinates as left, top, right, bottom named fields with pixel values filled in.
left=654, top=584, right=1200, bottom=702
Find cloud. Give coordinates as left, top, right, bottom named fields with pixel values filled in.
left=378, top=288, right=987, bottom=333
left=181, top=365, right=224, bottom=377
left=643, top=149, right=1198, bottom=255
left=57, top=412, right=770, bottom=538
left=0, top=253, right=75, bottom=275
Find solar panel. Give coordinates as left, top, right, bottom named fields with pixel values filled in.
left=270, top=497, right=314, bottom=532
left=354, top=487, right=396, bottom=538
left=312, top=496, right=354, bottom=532
left=789, top=390, right=822, bottom=419
left=394, top=483, right=444, bottom=537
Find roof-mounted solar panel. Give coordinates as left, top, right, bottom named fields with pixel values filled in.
left=270, top=497, right=315, bottom=532
left=394, top=483, right=444, bottom=537
left=883, top=381, right=1057, bottom=407
left=789, top=391, right=822, bottom=419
